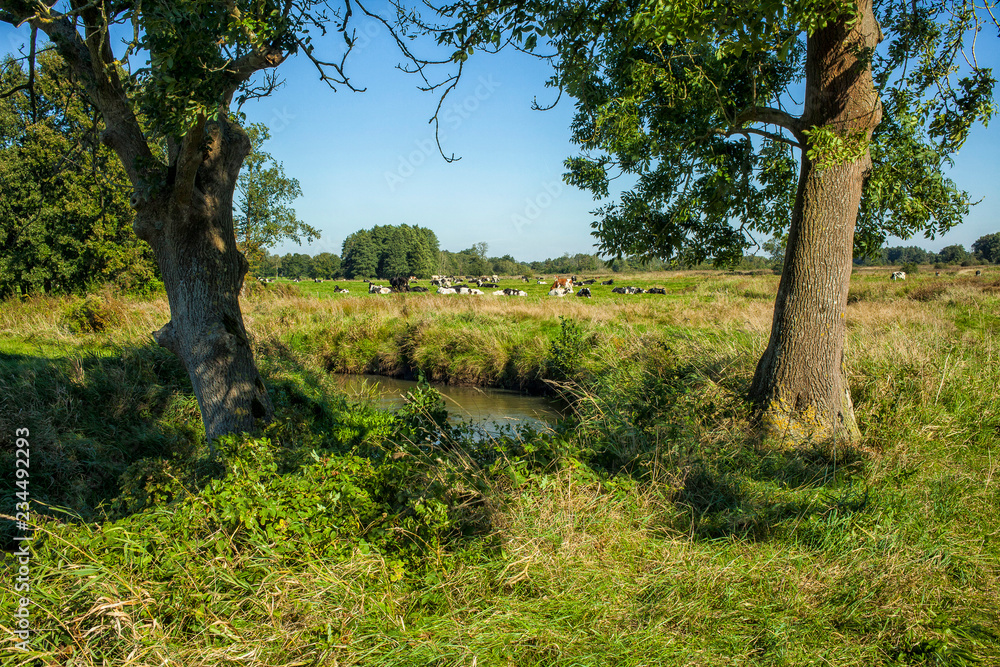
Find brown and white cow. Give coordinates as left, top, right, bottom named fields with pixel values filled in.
left=550, top=277, right=574, bottom=292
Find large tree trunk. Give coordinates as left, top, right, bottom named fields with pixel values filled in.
left=749, top=0, right=882, bottom=445
left=133, top=118, right=274, bottom=441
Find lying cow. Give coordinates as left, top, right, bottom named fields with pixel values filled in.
left=548, top=288, right=570, bottom=297
left=369, top=283, right=391, bottom=294
left=647, top=287, right=667, bottom=295
left=410, top=286, right=429, bottom=293
left=576, top=287, right=592, bottom=298
left=601, top=279, right=614, bottom=285
left=493, top=288, right=527, bottom=296
left=333, top=285, right=350, bottom=293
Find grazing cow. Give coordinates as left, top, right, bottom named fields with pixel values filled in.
left=891, top=271, right=906, bottom=281
left=410, top=286, right=429, bottom=293
left=333, top=286, right=350, bottom=293
left=551, top=277, right=574, bottom=292
left=976, top=270, right=982, bottom=276
left=935, top=271, right=941, bottom=277
left=577, top=287, right=592, bottom=298
left=521, top=275, right=530, bottom=283
left=601, top=279, right=615, bottom=285
left=369, top=283, right=391, bottom=294
left=389, top=276, right=410, bottom=293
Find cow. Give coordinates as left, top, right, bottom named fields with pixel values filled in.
left=601, top=279, right=615, bottom=285
left=551, top=277, right=574, bottom=292
left=548, top=288, right=570, bottom=297
left=976, top=270, right=982, bottom=276
left=891, top=271, right=906, bottom=281
left=369, top=283, right=391, bottom=294
left=647, top=287, right=667, bottom=295
left=333, top=286, right=350, bottom=293
left=582, top=279, right=597, bottom=285
left=437, top=287, right=457, bottom=295
left=410, top=286, right=429, bottom=293
left=576, top=287, right=592, bottom=298
left=389, top=276, right=410, bottom=293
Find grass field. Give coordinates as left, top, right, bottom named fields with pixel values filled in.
left=1, top=266, right=999, bottom=666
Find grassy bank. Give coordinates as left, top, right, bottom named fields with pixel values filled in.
left=1, top=268, right=999, bottom=665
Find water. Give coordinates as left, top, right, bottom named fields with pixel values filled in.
left=332, top=374, right=562, bottom=434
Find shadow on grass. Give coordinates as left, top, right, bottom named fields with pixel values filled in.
left=570, top=347, right=872, bottom=543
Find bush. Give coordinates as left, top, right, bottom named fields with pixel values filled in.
left=62, top=294, right=123, bottom=333
left=900, top=262, right=919, bottom=275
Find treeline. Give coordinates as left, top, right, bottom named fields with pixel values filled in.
left=853, top=236, right=1000, bottom=267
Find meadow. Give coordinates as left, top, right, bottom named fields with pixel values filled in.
left=1, top=266, right=998, bottom=666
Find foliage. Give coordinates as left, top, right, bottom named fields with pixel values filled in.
left=62, top=295, right=124, bottom=334
left=0, top=52, right=159, bottom=298
left=342, top=224, right=440, bottom=279
left=544, top=316, right=589, bottom=384
left=235, top=123, right=318, bottom=269
left=972, top=232, right=1000, bottom=264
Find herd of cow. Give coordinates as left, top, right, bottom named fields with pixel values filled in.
left=358, top=275, right=672, bottom=298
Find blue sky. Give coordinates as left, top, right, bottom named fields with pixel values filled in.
left=2, top=10, right=997, bottom=263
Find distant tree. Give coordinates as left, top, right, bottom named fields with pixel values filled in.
left=342, top=231, right=379, bottom=279
left=972, top=233, right=1000, bottom=264
left=235, top=124, right=318, bottom=271
left=0, top=52, right=158, bottom=298
left=380, top=228, right=411, bottom=277
left=310, top=252, right=341, bottom=279
left=280, top=253, right=312, bottom=279
left=886, top=246, right=929, bottom=265
left=936, top=244, right=970, bottom=265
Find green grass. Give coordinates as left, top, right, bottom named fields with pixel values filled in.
left=1, top=266, right=999, bottom=666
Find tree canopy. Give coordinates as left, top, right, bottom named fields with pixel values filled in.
left=0, top=51, right=159, bottom=298
left=235, top=123, right=318, bottom=270
left=341, top=224, right=440, bottom=279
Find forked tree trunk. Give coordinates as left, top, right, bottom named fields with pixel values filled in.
left=133, top=118, right=274, bottom=441
left=750, top=0, right=882, bottom=445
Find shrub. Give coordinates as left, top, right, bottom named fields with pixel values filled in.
left=900, top=262, right=919, bottom=275
left=62, top=294, right=122, bottom=333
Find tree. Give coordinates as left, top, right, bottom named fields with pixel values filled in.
left=342, top=230, right=379, bottom=279
left=311, top=252, right=342, bottom=279
left=0, top=0, right=470, bottom=439
left=0, top=51, right=158, bottom=297
left=936, top=244, right=969, bottom=265
left=972, top=233, right=1000, bottom=264
left=235, top=123, right=318, bottom=271
left=436, top=0, right=995, bottom=443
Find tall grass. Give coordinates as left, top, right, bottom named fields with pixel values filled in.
left=2, top=267, right=999, bottom=665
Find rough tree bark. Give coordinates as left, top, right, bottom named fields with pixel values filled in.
left=132, top=119, right=274, bottom=440
left=749, top=0, right=882, bottom=444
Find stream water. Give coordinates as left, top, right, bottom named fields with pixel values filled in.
left=332, top=374, right=562, bottom=434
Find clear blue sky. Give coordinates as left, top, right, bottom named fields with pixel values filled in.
left=2, top=10, right=997, bottom=263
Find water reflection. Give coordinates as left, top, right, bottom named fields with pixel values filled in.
left=332, top=374, right=561, bottom=433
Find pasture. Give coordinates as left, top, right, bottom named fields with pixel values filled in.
left=1, top=266, right=999, bottom=666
